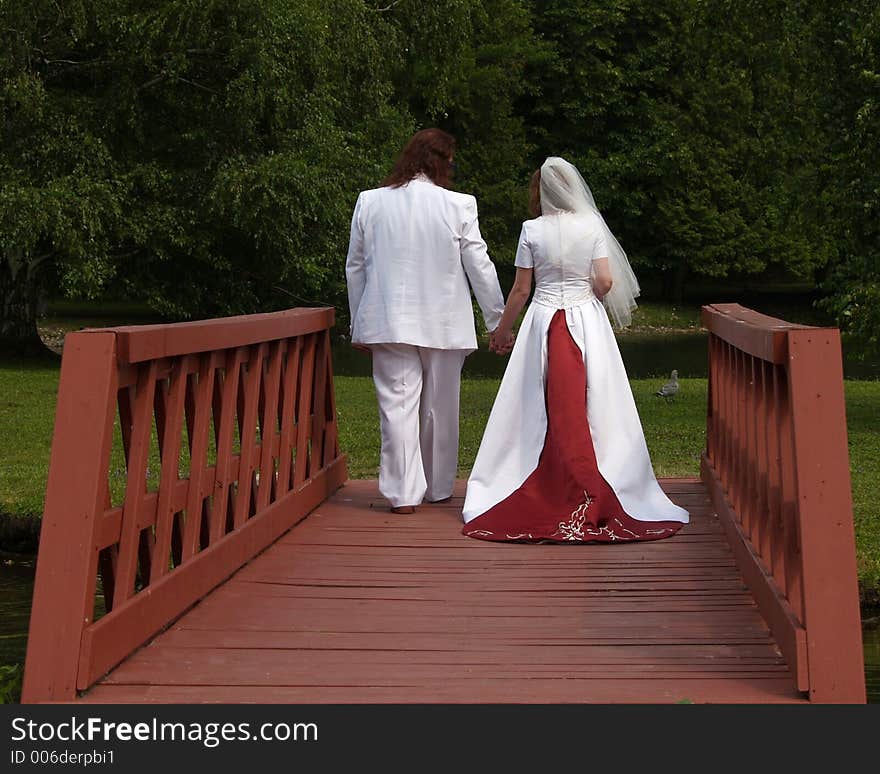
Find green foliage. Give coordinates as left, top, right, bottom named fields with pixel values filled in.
left=0, top=1, right=877, bottom=356
left=526, top=0, right=839, bottom=300
left=0, top=663, right=23, bottom=704
left=821, top=267, right=880, bottom=360
left=0, top=0, right=543, bottom=334
left=814, top=1, right=880, bottom=358
left=1, top=1, right=124, bottom=299
left=1, top=0, right=415, bottom=327
left=385, top=0, right=549, bottom=286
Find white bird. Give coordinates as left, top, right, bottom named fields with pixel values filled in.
left=655, top=369, right=679, bottom=403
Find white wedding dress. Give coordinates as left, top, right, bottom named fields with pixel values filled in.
left=461, top=212, right=689, bottom=542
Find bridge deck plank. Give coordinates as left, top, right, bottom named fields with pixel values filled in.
left=77, top=479, right=807, bottom=704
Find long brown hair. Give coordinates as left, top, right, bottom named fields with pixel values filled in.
left=384, top=128, right=456, bottom=188
left=528, top=168, right=541, bottom=217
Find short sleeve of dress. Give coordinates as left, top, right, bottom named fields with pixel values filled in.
left=514, top=223, right=534, bottom=268
left=593, top=220, right=610, bottom=262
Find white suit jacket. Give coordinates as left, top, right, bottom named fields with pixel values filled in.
left=345, top=175, right=505, bottom=351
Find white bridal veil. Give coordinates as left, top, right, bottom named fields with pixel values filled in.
left=539, top=156, right=640, bottom=328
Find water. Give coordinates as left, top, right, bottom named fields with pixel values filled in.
left=1, top=553, right=877, bottom=703
left=39, top=297, right=880, bottom=381
left=0, top=552, right=34, bottom=700
left=333, top=332, right=880, bottom=380
left=865, top=620, right=880, bottom=703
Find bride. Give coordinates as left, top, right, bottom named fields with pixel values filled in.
left=461, top=157, right=689, bottom=542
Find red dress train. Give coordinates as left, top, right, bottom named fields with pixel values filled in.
left=463, top=310, right=684, bottom=543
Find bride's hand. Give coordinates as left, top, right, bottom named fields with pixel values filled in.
left=491, top=329, right=514, bottom=354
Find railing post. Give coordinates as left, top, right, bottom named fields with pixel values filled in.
left=706, top=333, right=716, bottom=466
left=21, top=332, right=118, bottom=703
left=787, top=329, right=865, bottom=703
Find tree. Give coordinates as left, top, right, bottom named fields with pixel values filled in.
left=524, top=0, right=835, bottom=302
left=1, top=0, right=550, bottom=351
left=374, top=0, right=550, bottom=289
left=4, top=0, right=874, bottom=351
left=1, top=1, right=125, bottom=355
left=814, top=1, right=880, bottom=358
left=0, top=0, right=413, bottom=354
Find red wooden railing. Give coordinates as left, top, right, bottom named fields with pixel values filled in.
left=22, top=307, right=347, bottom=703
left=702, top=303, right=865, bottom=703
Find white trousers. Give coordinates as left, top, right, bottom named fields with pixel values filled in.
left=371, top=344, right=469, bottom=507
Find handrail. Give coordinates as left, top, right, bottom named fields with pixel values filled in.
left=22, top=307, right=347, bottom=702
left=701, top=303, right=865, bottom=703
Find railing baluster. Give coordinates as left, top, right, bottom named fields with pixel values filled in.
left=744, top=352, right=756, bottom=539
left=233, top=343, right=266, bottom=528
left=114, top=360, right=159, bottom=608
left=211, top=347, right=245, bottom=542
left=734, top=348, right=747, bottom=529
left=257, top=340, right=284, bottom=511
left=721, top=340, right=733, bottom=493
left=294, top=334, right=317, bottom=488
left=754, top=357, right=771, bottom=567
left=745, top=354, right=758, bottom=557
left=723, top=340, right=733, bottom=487
left=766, top=361, right=785, bottom=592
left=709, top=336, right=719, bottom=467
left=182, top=354, right=216, bottom=561
left=322, top=330, right=341, bottom=467
left=277, top=338, right=302, bottom=497
left=151, top=355, right=192, bottom=581
left=777, top=363, right=803, bottom=624
left=311, top=330, right=330, bottom=470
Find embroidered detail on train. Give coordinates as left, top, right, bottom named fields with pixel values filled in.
left=551, top=490, right=594, bottom=540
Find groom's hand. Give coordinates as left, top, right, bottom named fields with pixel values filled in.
left=352, top=343, right=371, bottom=355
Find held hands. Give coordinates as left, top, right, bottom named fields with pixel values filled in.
left=489, top=327, right=514, bottom=355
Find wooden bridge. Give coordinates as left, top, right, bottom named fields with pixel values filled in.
left=21, top=304, right=866, bottom=703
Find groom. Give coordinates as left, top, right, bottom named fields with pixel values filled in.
left=345, top=128, right=505, bottom=513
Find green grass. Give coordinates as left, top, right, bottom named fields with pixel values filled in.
left=0, top=366, right=706, bottom=516
left=0, top=361, right=61, bottom=518
left=845, top=382, right=880, bottom=592
left=619, top=295, right=835, bottom=334
left=338, top=373, right=706, bottom=480
left=623, top=302, right=704, bottom=334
